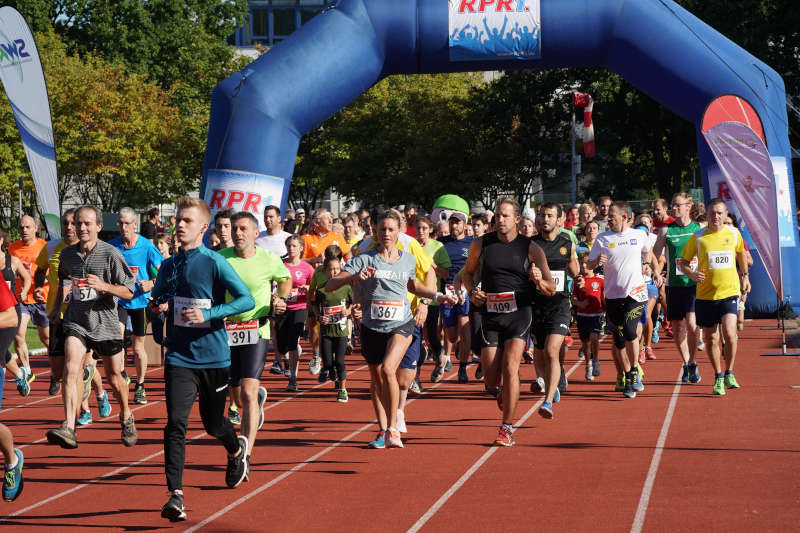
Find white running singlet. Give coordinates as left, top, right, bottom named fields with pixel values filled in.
left=588, top=228, right=651, bottom=300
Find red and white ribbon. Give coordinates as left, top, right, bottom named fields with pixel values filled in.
left=572, top=92, right=595, bottom=158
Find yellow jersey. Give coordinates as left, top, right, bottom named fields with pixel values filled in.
left=681, top=225, right=744, bottom=301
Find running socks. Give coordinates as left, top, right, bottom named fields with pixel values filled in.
left=501, top=423, right=513, bottom=434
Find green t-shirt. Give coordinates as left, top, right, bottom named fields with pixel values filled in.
left=421, top=238, right=451, bottom=306
left=315, top=283, right=353, bottom=337
left=219, top=246, right=290, bottom=338
left=665, top=220, right=700, bottom=287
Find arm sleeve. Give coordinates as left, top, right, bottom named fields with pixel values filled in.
left=204, top=257, right=255, bottom=322
left=342, top=254, right=365, bottom=275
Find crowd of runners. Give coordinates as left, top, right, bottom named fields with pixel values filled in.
left=0, top=191, right=753, bottom=520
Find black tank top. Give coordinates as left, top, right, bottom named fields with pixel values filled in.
left=1, top=252, right=15, bottom=295
left=481, top=232, right=533, bottom=307
left=533, top=232, right=573, bottom=300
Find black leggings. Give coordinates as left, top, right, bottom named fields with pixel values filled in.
left=164, top=364, right=240, bottom=491
left=424, top=306, right=442, bottom=355
left=275, top=308, right=308, bottom=355
left=321, top=336, right=347, bottom=381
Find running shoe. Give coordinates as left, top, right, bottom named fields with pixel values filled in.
left=623, top=374, right=636, bottom=398
left=475, top=362, right=483, bottom=380
left=225, top=436, right=249, bottom=488
left=651, top=323, right=660, bottom=344
left=631, top=369, right=645, bottom=392
left=553, top=388, right=560, bottom=403
left=2, top=449, right=24, bottom=502
left=724, top=372, right=740, bottom=389
left=681, top=364, right=690, bottom=383
left=430, top=364, right=444, bottom=383
left=409, top=379, right=422, bottom=394
left=270, top=360, right=283, bottom=375
left=564, top=336, right=573, bottom=348
left=530, top=377, right=545, bottom=394
left=46, top=422, right=78, bottom=449
left=737, top=322, right=744, bottom=331
left=257, top=386, right=268, bottom=430
left=121, top=414, right=138, bottom=447
left=592, top=358, right=600, bottom=377
left=283, top=366, right=292, bottom=378
left=346, top=341, right=353, bottom=355
left=309, top=354, right=322, bottom=375
left=82, top=365, right=95, bottom=403
left=16, top=374, right=30, bottom=397
left=286, top=379, right=299, bottom=392
left=444, top=359, right=453, bottom=372
left=558, top=367, right=568, bottom=392
left=134, top=383, right=147, bottom=405
left=49, top=377, right=60, bottom=396
left=161, top=491, right=187, bottom=522
left=712, top=377, right=726, bottom=396
left=98, top=392, right=112, bottom=418
left=25, top=368, right=35, bottom=384
left=493, top=425, right=514, bottom=447
left=77, top=409, right=93, bottom=426
left=645, top=347, right=656, bottom=360
left=638, top=348, right=646, bottom=364
left=523, top=350, right=534, bottom=364
left=368, top=430, right=386, bottom=449
left=688, top=362, right=701, bottom=383
left=387, top=428, right=404, bottom=448
left=121, top=370, right=131, bottom=386
left=538, top=401, right=554, bottom=419
left=697, top=339, right=705, bottom=351
left=228, top=405, right=241, bottom=425
left=396, top=410, right=407, bottom=433
left=457, top=366, right=468, bottom=383
left=577, top=348, right=585, bottom=360
left=337, top=388, right=349, bottom=403
left=318, top=368, right=329, bottom=384
left=615, top=372, right=625, bottom=392
left=585, top=362, right=594, bottom=382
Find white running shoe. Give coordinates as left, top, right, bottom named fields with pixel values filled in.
left=697, top=339, right=705, bottom=351
left=585, top=362, right=594, bottom=381
left=309, top=355, right=321, bottom=375
left=387, top=427, right=404, bottom=448
left=396, top=410, right=407, bottom=433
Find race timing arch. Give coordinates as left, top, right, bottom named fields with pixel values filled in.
left=201, top=0, right=799, bottom=314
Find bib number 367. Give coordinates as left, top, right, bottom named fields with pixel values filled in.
left=371, top=300, right=403, bottom=321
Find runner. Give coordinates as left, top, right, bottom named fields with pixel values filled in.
left=461, top=198, right=556, bottom=446
left=149, top=197, right=255, bottom=522
left=110, top=207, right=164, bottom=405
left=141, top=208, right=160, bottom=241
left=593, top=196, right=612, bottom=232
left=572, top=252, right=605, bottom=381
left=255, top=205, right=291, bottom=258
left=471, top=213, right=489, bottom=238
left=0, top=230, right=32, bottom=396
left=587, top=202, right=660, bottom=399
left=9, top=215, right=49, bottom=383
left=634, top=213, right=659, bottom=363
left=1, top=279, right=24, bottom=501
left=210, top=209, right=235, bottom=251
left=219, top=211, right=290, bottom=472
left=276, top=235, right=314, bottom=390
left=652, top=198, right=676, bottom=230
left=45, top=205, right=138, bottom=449
left=326, top=210, right=454, bottom=448
left=678, top=198, right=749, bottom=396
left=653, top=192, right=702, bottom=383
left=531, top=203, right=578, bottom=418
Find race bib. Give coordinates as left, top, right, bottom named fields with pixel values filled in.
left=71, top=278, right=98, bottom=302
left=129, top=265, right=139, bottom=278
left=226, top=320, right=259, bottom=346
left=370, top=299, right=404, bottom=321
left=689, top=256, right=698, bottom=272
left=486, top=292, right=517, bottom=313
left=323, top=303, right=347, bottom=325
left=173, top=296, right=211, bottom=328
left=629, top=284, right=648, bottom=303
left=551, top=270, right=566, bottom=292
left=708, top=250, right=734, bottom=270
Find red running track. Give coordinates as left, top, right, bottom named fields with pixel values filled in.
left=0, top=319, right=798, bottom=532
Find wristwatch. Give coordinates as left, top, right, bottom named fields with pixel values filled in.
left=420, top=298, right=431, bottom=305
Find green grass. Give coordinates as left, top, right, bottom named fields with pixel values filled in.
left=24, top=323, right=46, bottom=352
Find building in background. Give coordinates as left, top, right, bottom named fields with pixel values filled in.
left=230, top=0, right=327, bottom=49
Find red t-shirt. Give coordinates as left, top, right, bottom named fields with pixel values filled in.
left=652, top=216, right=675, bottom=231
left=573, top=275, right=605, bottom=315
left=0, top=276, right=16, bottom=312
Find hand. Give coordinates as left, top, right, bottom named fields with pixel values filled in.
left=741, top=276, right=751, bottom=294
left=415, top=303, right=428, bottom=327
left=357, top=267, right=373, bottom=281
left=86, top=274, right=106, bottom=292
left=181, top=307, right=205, bottom=325
left=33, top=287, right=47, bottom=303
left=271, top=294, right=287, bottom=315
left=598, top=253, right=608, bottom=266
left=437, top=293, right=458, bottom=306
left=140, top=279, right=155, bottom=293
left=469, top=289, right=487, bottom=306
left=693, top=269, right=706, bottom=283
left=148, top=300, right=168, bottom=314
left=529, top=264, right=543, bottom=284
left=654, top=272, right=665, bottom=289
left=351, top=303, right=362, bottom=321
left=319, top=315, right=330, bottom=325
left=575, top=276, right=586, bottom=290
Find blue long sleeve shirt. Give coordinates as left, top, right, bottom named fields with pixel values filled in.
left=151, top=245, right=255, bottom=369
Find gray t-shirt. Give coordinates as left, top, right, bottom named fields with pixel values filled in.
left=344, top=249, right=416, bottom=333
left=255, top=230, right=291, bottom=258
left=59, top=240, right=136, bottom=342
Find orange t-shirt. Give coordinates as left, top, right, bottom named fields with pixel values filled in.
left=8, top=238, right=47, bottom=304
left=301, top=231, right=351, bottom=259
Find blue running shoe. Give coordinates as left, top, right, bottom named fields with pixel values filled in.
left=688, top=362, right=702, bottom=384
left=16, top=374, right=30, bottom=397
left=2, top=449, right=24, bottom=502
left=553, top=388, right=560, bottom=403
left=368, top=430, right=386, bottom=449
left=681, top=364, right=690, bottom=383
left=538, top=401, right=554, bottom=419
left=98, top=393, right=112, bottom=418
left=651, top=320, right=660, bottom=344
left=632, top=370, right=645, bottom=392
left=77, top=409, right=93, bottom=426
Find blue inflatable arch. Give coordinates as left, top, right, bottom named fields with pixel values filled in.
left=202, top=0, right=799, bottom=313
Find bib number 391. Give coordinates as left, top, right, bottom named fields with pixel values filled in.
left=226, top=320, right=258, bottom=346
left=371, top=300, right=403, bottom=321
left=486, top=292, right=517, bottom=313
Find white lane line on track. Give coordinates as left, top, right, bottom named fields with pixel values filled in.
left=630, top=367, right=683, bottom=533
left=406, top=360, right=583, bottom=533
left=0, top=365, right=365, bottom=523
left=184, top=369, right=460, bottom=532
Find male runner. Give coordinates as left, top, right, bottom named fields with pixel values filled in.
left=462, top=198, right=555, bottom=446
left=587, top=202, right=660, bottom=399
left=220, top=211, right=291, bottom=470
left=211, top=209, right=235, bottom=251
left=255, top=205, right=291, bottom=258
left=110, top=207, right=164, bottom=404
left=45, top=205, right=138, bottom=449
left=593, top=196, right=612, bottom=232
left=678, top=198, right=749, bottom=395
left=653, top=192, right=702, bottom=383
left=150, top=197, right=254, bottom=522
left=531, top=203, right=578, bottom=418
left=9, top=215, right=49, bottom=381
